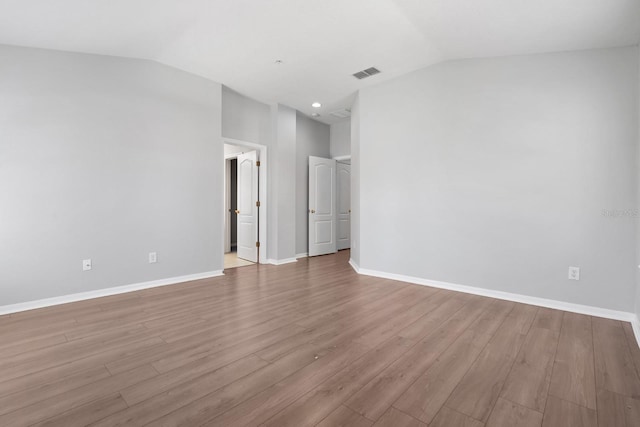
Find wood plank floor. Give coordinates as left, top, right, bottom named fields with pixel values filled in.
left=1, top=250, right=639, bottom=426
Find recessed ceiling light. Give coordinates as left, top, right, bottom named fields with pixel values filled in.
left=311, top=102, right=321, bottom=108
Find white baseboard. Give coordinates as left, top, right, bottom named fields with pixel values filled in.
left=0, top=270, right=224, bottom=316
left=268, top=258, right=298, bottom=266
left=631, top=317, right=640, bottom=349
left=349, top=259, right=360, bottom=273
left=354, top=266, right=640, bottom=347
left=295, top=253, right=308, bottom=259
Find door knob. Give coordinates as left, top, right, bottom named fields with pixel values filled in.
left=309, top=209, right=315, bottom=214
left=235, top=209, right=240, bottom=214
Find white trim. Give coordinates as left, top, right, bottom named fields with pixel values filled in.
left=632, top=317, right=640, bottom=349
left=333, top=155, right=351, bottom=162
left=354, top=266, right=640, bottom=346
left=268, top=258, right=298, bottom=265
left=349, top=258, right=360, bottom=273
left=0, top=270, right=224, bottom=316
left=295, top=252, right=308, bottom=259
left=222, top=137, right=268, bottom=265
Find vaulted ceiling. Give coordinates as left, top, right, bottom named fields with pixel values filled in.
left=0, top=0, right=638, bottom=123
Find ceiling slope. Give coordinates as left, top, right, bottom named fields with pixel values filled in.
left=0, top=0, right=637, bottom=123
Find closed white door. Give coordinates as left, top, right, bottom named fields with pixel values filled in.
left=236, top=151, right=258, bottom=262
left=309, top=156, right=337, bottom=257
left=337, top=162, right=351, bottom=250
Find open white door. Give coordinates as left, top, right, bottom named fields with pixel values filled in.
left=337, top=162, right=351, bottom=250
left=309, top=156, right=337, bottom=257
left=236, top=151, right=258, bottom=262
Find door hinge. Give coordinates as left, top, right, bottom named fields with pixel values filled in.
left=256, top=161, right=261, bottom=167
left=256, top=201, right=261, bottom=207
left=256, top=241, right=260, bottom=248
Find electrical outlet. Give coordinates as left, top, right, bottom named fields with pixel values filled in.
left=149, top=252, right=157, bottom=264
left=82, top=259, right=92, bottom=271
left=568, top=266, right=580, bottom=280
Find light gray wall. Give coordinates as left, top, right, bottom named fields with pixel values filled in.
left=221, top=86, right=270, bottom=146
left=0, top=44, right=223, bottom=306
left=268, top=104, right=297, bottom=261
left=636, top=44, right=640, bottom=321
left=296, top=113, right=330, bottom=255
left=350, top=96, right=361, bottom=266
left=330, top=119, right=351, bottom=159
left=358, top=46, right=638, bottom=312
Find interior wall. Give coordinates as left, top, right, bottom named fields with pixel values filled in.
left=296, top=113, right=330, bottom=255
left=330, top=119, right=351, bottom=159
left=269, top=104, right=297, bottom=261
left=221, top=86, right=270, bottom=146
left=350, top=95, right=361, bottom=266
left=0, top=44, right=223, bottom=306
left=636, top=44, right=640, bottom=322
left=358, top=46, right=638, bottom=312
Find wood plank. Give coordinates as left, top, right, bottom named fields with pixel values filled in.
left=530, top=307, right=563, bottom=332
left=596, top=388, right=640, bottom=427
left=120, top=353, right=269, bottom=406
left=92, top=355, right=269, bottom=426
left=0, top=365, right=157, bottom=426
left=0, top=366, right=111, bottom=416
left=372, top=407, right=426, bottom=427
left=393, top=299, right=515, bottom=424
left=32, top=394, right=128, bottom=427
left=548, top=312, right=597, bottom=410
left=108, top=322, right=304, bottom=375
left=500, top=326, right=559, bottom=412
left=317, top=405, right=373, bottom=427
left=0, top=334, right=67, bottom=359
left=429, top=406, right=483, bottom=427
left=485, top=397, right=543, bottom=427
left=0, top=337, right=165, bottom=397
left=202, top=342, right=371, bottom=427
left=145, top=341, right=367, bottom=427
left=397, top=293, right=469, bottom=341
left=541, top=396, right=596, bottom=427
left=597, top=388, right=629, bottom=427
left=263, top=336, right=417, bottom=427
left=592, top=317, right=640, bottom=397
left=445, top=304, right=537, bottom=422
left=344, top=297, right=494, bottom=421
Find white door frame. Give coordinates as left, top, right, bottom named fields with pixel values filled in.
left=222, top=138, right=268, bottom=265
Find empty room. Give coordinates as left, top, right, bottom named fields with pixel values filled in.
left=1, top=1, right=640, bottom=426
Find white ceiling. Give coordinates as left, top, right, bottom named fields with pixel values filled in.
left=0, top=0, right=638, bottom=124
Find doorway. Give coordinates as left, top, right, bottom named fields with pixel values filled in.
left=223, top=139, right=268, bottom=269
left=307, top=156, right=351, bottom=258
left=336, top=160, right=351, bottom=251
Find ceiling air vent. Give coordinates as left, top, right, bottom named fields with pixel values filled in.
left=352, top=67, right=381, bottom=80
left=330, top=108, right=351, bottom=119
